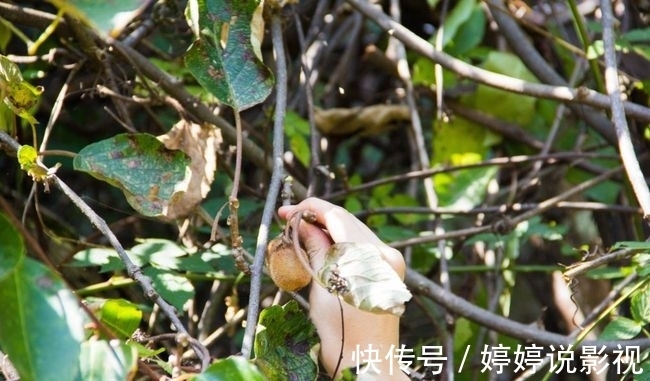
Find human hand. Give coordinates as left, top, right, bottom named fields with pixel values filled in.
left=278, top=198, right=409, bottom=380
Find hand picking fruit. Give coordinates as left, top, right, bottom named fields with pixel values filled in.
left=276, top=198, right=411, bottom=380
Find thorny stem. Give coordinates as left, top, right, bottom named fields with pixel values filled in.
left=241, top=10, right=289, bottom=359
left=600, top=0, right=650, bottom=221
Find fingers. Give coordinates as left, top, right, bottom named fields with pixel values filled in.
left=294, top=218, right=332, bottom=269
left=279, top=197, right=384, bottom=246
left=279, top=197, right=405, bottom=277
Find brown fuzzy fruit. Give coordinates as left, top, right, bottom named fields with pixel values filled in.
left=266, top=235, right=312, bottom=291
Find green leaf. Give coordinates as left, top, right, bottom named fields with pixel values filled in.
left=77, top=340, right=138, bottom=381
left=184, top=0, right=273, bottom=110
left=635, top=361, right=650, bottom=381
left=285, top=111, right=311, bottom=167
left=599, top=316, right=642, bottom=340
left=254, top=301, right=319, bottom=381
left=631, top=285, right=650, bottom=324
left=73, top=133, right=191, bottom=217
left=612, top=241, right=650, bottom=251
left=70, top=247, right=122, bottom=270
left=129, top=238, right=188, bottom=269
left=98, top=299, right=143, bottom=339
left=49, top=0, right=149, bottom=36
left=318, top=243, right=412, bottom=316
left=472, top=51, right=538, bottom=126
left=440, top=0, right=476, bottom=47
left=0, top=259, right=86, bottom=381
left=622, top=28, right=650, bottom=42
left=0, top=21, right=11, bottom=52
left=0, top=213, right=23, bottom=281
left=191, top=356, right=266, bottom=381
left=144, top=267, right=194, bottom=311
left=445, top=5, right=486, bottom=56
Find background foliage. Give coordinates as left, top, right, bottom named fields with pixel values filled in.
left=1, top=0, right=650, bottom=380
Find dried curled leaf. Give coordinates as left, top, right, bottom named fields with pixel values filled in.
left=314, top=104, right=410, bottom=136
left=157, top=120, right=221, bottom=219
left=318, top=242, right=412, bottom=316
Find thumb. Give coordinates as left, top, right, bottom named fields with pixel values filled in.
left=295, top=220, right=332, bottom=270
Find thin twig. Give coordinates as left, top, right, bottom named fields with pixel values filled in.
left=564, top=243, right=648, bottom=279
left=326, top=152, right=620, bottom=201
left=600, top=0, right=650, bottom=221
left=390, top=165, right=623, bottom=249
left=293, top=8, right=320, bottom=196
left=241, top=10, right=289, bottom=359
left=353, top=201, right=641, bottom=219
left=52, top=176, right=210, bottom=369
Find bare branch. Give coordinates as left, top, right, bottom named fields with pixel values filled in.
left=345, top=0, right=650, bottom=127
left=600, top=0, right=650, bottom=221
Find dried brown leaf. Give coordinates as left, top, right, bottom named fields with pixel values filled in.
left=157, top=120, right=221, bottom=219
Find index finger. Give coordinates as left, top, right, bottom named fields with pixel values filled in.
left=279, top=198, right=383, bottom=245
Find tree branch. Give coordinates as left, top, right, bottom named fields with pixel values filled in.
left=241, top=9, right=289, bottom=359
left=600, top=0, right=650, bottom=221
left=484, top=0, right=617, bottom=145
left=345, top=0, right=650, bottom=128
left=405, top=268, right=650, bottom=351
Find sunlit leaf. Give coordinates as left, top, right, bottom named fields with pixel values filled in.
left=17, top=145, right=49, bottom=181
left=472, top=51, right=538, bottom=126
left=144, top=267, right=194, bottom=311
left=73, top=133, right=191, bottom=217
left=254, top=301, right=319, bottom=381
left=157, top=120, right=220, bottom=219
left=184, top=0, right=273, bottom=110
left=285, top=111, right=311, bottom=167
left=77, top=340, right=138, bottom=381
left=0, top=212, right=86, bottom=381
left=191, top=356, right=266, bottom=381
left=98, top=299, right=143, bottom=339
left=318, top=243, right=412, bottom=316
left=631, top=285, right=650, bottom=324
left=48, top=0, right=149, bottom=37
left=599, top=316, right=642, bottom=340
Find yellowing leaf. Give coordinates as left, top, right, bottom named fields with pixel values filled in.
left=0, top=55, right=41, bottom=125
left=17, top=145, right=48, bottom=182
left=318, top=243, right=412, bottom=316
